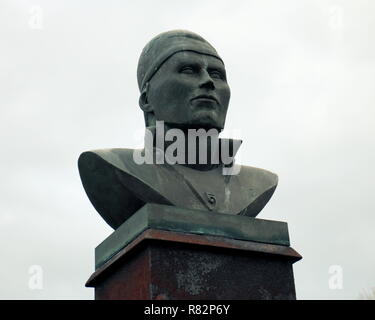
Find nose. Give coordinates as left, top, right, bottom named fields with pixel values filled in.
left=199, top=70, right=215, bottom=90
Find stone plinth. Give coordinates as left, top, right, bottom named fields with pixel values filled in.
left=86, top=204, right=301, bottom=300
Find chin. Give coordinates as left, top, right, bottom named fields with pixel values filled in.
left=191, top=114, right=223, bottom=130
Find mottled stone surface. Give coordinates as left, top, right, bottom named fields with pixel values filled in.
left=88, top=229, right=301, bottom=300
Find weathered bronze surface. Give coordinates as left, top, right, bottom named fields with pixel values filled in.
left=80, top=30, right=301, bottom=301
left=78, top=30, right=278, bottom=229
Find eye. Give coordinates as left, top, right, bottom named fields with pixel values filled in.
left=180, top=66, right=195, bottom=74
left=209, top=70, right=223, bottom=79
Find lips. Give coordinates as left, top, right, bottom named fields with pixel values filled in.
left=191, top=94, right=219, bottom=104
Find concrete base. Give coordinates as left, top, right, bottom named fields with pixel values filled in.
left=86, top=204, right=302, bottom=300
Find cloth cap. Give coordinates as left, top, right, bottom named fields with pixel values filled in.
left=137, top=30, right=223, bottom=91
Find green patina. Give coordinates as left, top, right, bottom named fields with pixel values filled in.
left=95, top=203, right=290, bottom=269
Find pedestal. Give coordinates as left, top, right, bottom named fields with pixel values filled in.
left=86, top=204, right=302, bottom=300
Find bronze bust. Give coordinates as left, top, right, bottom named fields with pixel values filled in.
left=78, top=30, right=278, bottom=229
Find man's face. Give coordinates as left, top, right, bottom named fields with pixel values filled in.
left=146, top=51, right=230, bottom=130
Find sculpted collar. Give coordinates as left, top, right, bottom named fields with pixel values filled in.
left=140, top=137, right=243, bottom=170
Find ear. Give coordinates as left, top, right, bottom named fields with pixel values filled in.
left=139, top=82, right=155, bottom=127
left=138, top=82, right=153, bottom=113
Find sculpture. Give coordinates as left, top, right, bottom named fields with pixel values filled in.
left=78, top=30, right=278, bottom=229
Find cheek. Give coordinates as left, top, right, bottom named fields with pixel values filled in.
left=168, top=77, right=194, bottom=97
left=148, top=80, right=173, bottom=110
left=219, top=86, right=231, bottom=107
left=153, top=79, right=193, bottom=106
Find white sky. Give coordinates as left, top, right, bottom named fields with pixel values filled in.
left=0, top=0, right=374, bottom=299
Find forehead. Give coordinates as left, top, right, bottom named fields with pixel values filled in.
left=164, top=51, right=225, bottom=69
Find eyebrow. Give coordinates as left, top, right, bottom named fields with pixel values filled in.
left=176, top=60, right=201, bottom=69
left=207, top=64, right=227, bottom=79
left=176, top=59, right=226, bottom=74
left=207, top=65, right=226, bottom=73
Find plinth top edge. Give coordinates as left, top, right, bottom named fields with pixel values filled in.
left=86, top=228, right=302, bottom=288
left=95, top=204, right=291, bottom=269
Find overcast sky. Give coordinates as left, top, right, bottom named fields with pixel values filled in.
left=1, top=0, right=374, bottom=299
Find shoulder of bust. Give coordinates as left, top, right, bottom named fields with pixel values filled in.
left=236, top=164, right=278, bottom=189
left=233, top=164, right=279, bottom=217
left=78, top=148, right=171, bottom=229
left=79, top=148, right=136, bottom=171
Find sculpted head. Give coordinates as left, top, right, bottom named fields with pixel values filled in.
left=137, top=30, right=231, bottom=131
